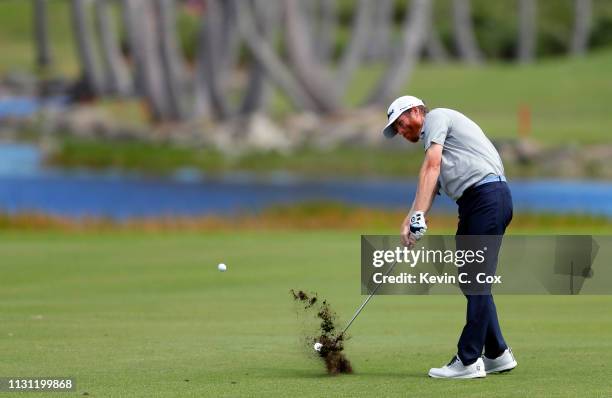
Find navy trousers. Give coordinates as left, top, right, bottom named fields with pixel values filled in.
left=455, top=181, right=513, bottom=365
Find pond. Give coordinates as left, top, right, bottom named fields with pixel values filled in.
left=1, top=142, right=611, bottom=219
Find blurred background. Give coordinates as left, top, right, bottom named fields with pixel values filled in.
left=1, top=0, right=611, bottom=226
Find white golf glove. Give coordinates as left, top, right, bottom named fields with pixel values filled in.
left=409, top=211, right=427, bottom=240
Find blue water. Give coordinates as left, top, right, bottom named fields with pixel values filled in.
left=0, top=143, right=611, bottom=219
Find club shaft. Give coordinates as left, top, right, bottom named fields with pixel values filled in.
left=340, top=260, right=398, bottom=335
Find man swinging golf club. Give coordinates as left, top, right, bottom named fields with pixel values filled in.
left=382, top=96, right=517, bottom=379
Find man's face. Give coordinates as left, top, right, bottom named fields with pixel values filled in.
left=393, top=108, right=424, bottom=143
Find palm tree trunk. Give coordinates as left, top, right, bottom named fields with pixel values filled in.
left=315, top=0, right=337, bottom=63
left=155, top=0, right=188, bottom=120
left=218, top=0, right=241, bottom=72
left=334, top=0, right=373, bottom=93
left=423, top=0, right=448, bottom=63
left=452, top=0, right=483, bottom=64
left=120, top=0, right=143, bottom=95
left=570, top=0, right=592, bottom=56
left=121, top=0, right=171, bottom=121
left=425, top=25, right=449, bottom=62
left=193, top=11, right=211, bottom=119
left=517, top=0, right=537, bottom=63
left=366, top=0, right=431, bottom=105
left=198, top=0, right=232, bottom=119
left=94, top=0, right=132, bottom=95
left=240, top=0, right=275, bottom=114
left=282, top=0, right=341, bottom=113
left=33, top=0, right=52, bottom=73
left=235, top=0, right=319, bottom=112
left=70, top=0, right=103, bottom=96
left=364, top=0, right=393, bottom=62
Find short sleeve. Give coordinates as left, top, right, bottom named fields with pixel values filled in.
left=422, top=110, right=451, bottom=151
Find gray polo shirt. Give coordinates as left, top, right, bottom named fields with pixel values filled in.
left=421, top=108, right=504, bottom=200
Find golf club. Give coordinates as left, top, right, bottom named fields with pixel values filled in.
left=314, top=259, right=399, bottom=351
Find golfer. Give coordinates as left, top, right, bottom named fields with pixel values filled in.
left=382, top=96, right=518, bottom=379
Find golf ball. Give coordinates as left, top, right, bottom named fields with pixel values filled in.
left=218, top=263, right=227, bottom=272
left=313, top=342, right=323, bottom=352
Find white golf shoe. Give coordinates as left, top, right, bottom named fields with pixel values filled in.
left=483, top=348, right=517, bottom=374
left=428, top=356, right=486, bottom=379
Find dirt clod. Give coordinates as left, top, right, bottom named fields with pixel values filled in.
left=291, top=289, right=353, bottom=374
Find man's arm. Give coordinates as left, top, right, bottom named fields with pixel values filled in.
left=414, top=143, right=442, bottom=212
left=401, top=143, right=442, bottom=246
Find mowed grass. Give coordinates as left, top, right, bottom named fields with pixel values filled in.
left=1, top=230, right=611, bottom=397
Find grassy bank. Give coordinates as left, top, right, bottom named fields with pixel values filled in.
left=48, top=137, right=426, bottom=178
left=47, top=135, right=612, bottom=179
left=2, top=203, right=612, bottom=234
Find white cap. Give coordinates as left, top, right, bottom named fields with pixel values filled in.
left=382, top=95, right=425, bottom=138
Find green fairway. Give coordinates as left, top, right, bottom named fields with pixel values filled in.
left=1, top=230, right=611, bottom=397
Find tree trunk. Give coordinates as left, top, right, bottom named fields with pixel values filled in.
left=517, top=0, right=537, bottom=63
left=235, top=0, right=319, bottom=112
left=570, top=0, right=592, bottom=56
left=120, top=0, right=143, bottom=95
left=199, top=0, right=232, bottom=119
left=282, top=0, right=341, bottom=113
left=155, top=0, right=188, bottom=120
left=121, top=0, right=171, bottom=121
left=218, top=0, right=241, bottom=72
left=452, top=0, right=483, bottom=64
left=425, top=26, right=449, bottom=62
left=335, top=0, right=373, bottom=93
left=94, top=0, right=132, bottom=96
left=70, top=0, right=103, bottom=96
left=33, top=0, right=52, bottom=73
left=364, top=0, right=393, bottom=62
left=314, top=0, right=337, bottom=63
left=366, top=0, right=431, bottom=106
left=423, top=1, right=449, bottom=63
left=192, top=22, right=210, bottom=119
left=192, top=5, right=211, bottom=119
left=240, top=0, right=275, bottom=114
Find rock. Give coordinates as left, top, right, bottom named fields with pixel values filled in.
left=515, top=138, right=541, bottom=164
left=38, top=78, right=71, bottom=98
left=494, top=138, right=542, bottom=165
left=213, top=113, right=292, bottom=154
left=282, top=107, right=405, bottom=149
left=283, top=112, right=320, bottom=146
left=2, top=71, right=37, bottom=96
left=538, top=146, right=581, bottom=178
left=242, top=113, right=292, bottom=153
left=56, top=106, right=117, bottom=139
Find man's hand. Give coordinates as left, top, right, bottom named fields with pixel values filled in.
left=410, top=211, right=428, bottom=239
left=401, top=211, right=427, bottom=248
left=401, top=215, right=415, bottom=248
